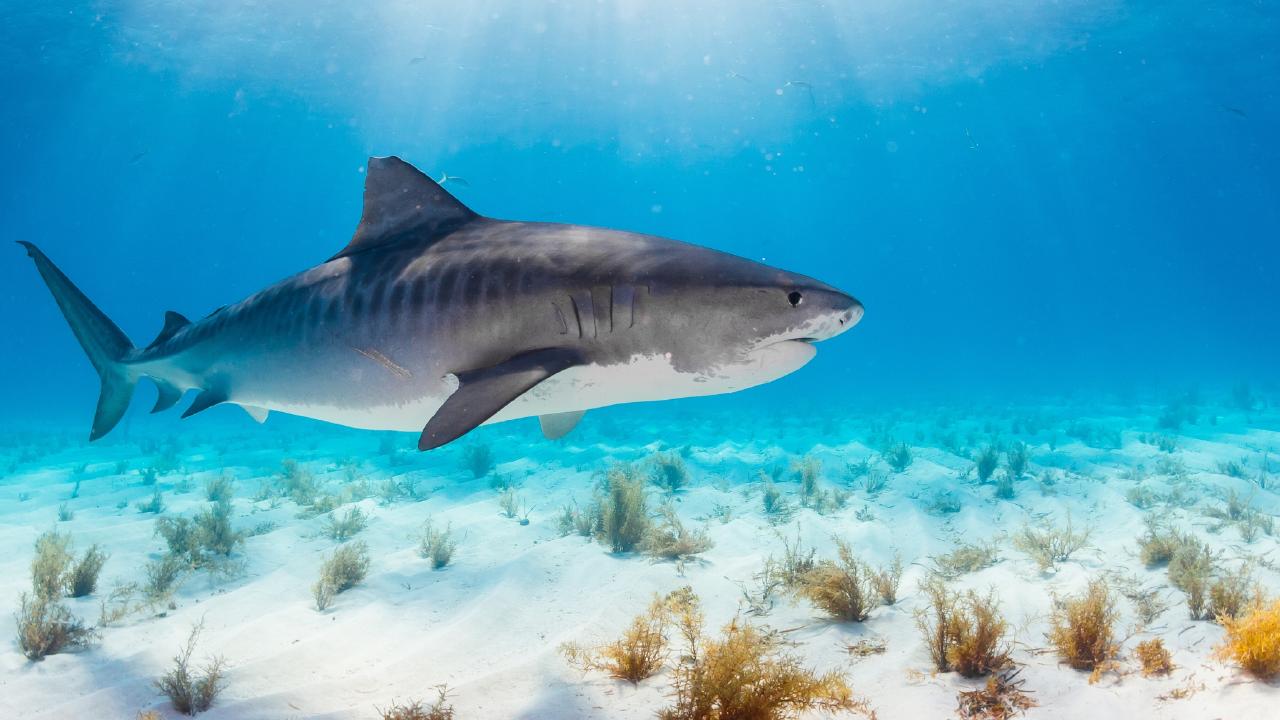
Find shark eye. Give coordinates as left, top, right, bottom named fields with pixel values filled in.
left=787, top=291, right=804, bottom=307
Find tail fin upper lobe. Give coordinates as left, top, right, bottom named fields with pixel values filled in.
left=19, top=241, right=137, bottom=440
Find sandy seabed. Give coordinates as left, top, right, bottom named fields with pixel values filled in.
left=1, top=397, right=1277, bottom=719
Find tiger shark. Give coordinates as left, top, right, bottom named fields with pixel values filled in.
left=20, top=156, right=863, bottom=450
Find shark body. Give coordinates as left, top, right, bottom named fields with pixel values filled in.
left=21, top=156, right=862, bottom=450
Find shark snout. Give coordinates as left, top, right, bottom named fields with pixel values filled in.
left=802, top=286, right=863, bottom=340
left=838, top=295, right=864, bottom=329
left=763, top=285, right=863, bottom=347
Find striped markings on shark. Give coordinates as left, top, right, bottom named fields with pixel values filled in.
left=20, top=156, right=863, bottom=450
left=553, top=285, right=643, bottom=338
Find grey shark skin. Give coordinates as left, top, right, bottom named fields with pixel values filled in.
left=21, top=156, right=863, bottom=450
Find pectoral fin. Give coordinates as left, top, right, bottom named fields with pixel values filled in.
left=419, top=347, right=583, bottom=451
left=539, top=410, right=585, bottom=440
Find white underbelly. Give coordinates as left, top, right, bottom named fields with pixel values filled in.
left=259, top=342, right=816, bottom=433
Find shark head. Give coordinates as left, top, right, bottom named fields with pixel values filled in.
left=737, top=276, right=863, bottom=382
left=607, top=236, right=864, bottom=389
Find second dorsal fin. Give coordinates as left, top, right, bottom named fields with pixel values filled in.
left=330, top=156, right=478, bottom=261
left=147, top=311, right=191, bottom=349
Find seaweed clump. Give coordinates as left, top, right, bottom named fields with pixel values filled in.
left=136, top=489, right=166, bottom=514
left=642, top=504, right=713, bottom=563
left=144, top=553, right=190, bottom=602
left=497, top=487, right=527, bottom=521
left=1134, top=638, right=1174, bottom=677
left=974, top=446, right=999, bottom=483
left=16, top=592, right=100, bottom=660
left=915, top=578, right=1011, bottom=677
left=562, top=587, right=872, bottom=719
left=796, top=539, right=879, bottom=622
left=871, top=553, right=904, bottom=605
left=1203, top=488, right=1275, bottom=541
left=659, top=591, right=871, bottom=720
left=155, top=621, right=226, bottom=716
left=378, top=687, right=455, bottom=720
left=31, top=530, right=72, bottom=598
left=934, top=539, right=1000, bottom=579
left=760, top=480, right=794, bottom=522
left=204, top=474, right=235, bottom=503
left=1136, top=519, right=1187, bottom=567
left=1048, top=578, right=1119, bottom=682
left=1011, top=516, right=1090, bottom=571
left=418, top=519, right=457, bottom=569
left=1215, top=597, right=1280, bottom=679
left=956, top=667, right=1036, bottom=720
left=595, top=464, right=650, bottom=553
left=1162, top=534, right=1258, bottom=621
left=650, top=451, right=690, bottom=493
left=66, top=544, right=108, bottom=598
left=556, top=501, right=599, bottom=538
left=460, top=444, right=494, bottom=478
left=322, top=506, right=369, bottom=541
left=277, top=459, right=320, bottom=506
left=1004, top=441, right=1029, bottom=478
left=791, top=455, right=848, bottom=513
left=16, top=531, right=103, bottom=660
left=1207, top=566, right=1259, bottom=622
left=31, top=530, right=107, bottom=599
left=886, top=443, right=913, bottom=473
left=561, top=590, right=683, bottom=683
left=1166, top=534, right=1214, bottom=618
left=155, top=499, right=245, bottom=569
left=313, top=541, right=371, bottom=611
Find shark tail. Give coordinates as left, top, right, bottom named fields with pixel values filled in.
left=19, top=241, right=138, bottom=441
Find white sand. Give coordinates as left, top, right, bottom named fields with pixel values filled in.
left=1, top=400, right=1277, bottom=719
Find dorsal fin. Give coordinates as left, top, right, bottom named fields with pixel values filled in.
left=147, top=311, right=191, bottom=349
left=331, top=156, right=477, bottom=261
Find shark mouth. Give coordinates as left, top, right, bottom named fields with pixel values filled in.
left=746, top=336, right=818, bottom=372
left=761, top=336, right=818, bottom=350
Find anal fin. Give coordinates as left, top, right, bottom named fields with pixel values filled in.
left=151, top=379, right=183, bottom=413
left=539, top=410, right=585, bottom=440
left=419, top=347, right=582, bottom=451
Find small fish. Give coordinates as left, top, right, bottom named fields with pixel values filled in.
left=437, top=173, right=470, bottom=187
left=727, top=71, right=752, bottom=83
left=129, top=151, right=148, bottom=165
left=1222, top=104, right=1248, bottom=118
left=409, top=56, right=426, bottom=66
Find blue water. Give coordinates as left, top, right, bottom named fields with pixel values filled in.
left=5, top=7, right=1280, bottom=718
left=2, top=1, right=1277, bottom=428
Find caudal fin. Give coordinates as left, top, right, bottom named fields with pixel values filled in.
left=18, top=241, right=137, bottom=440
